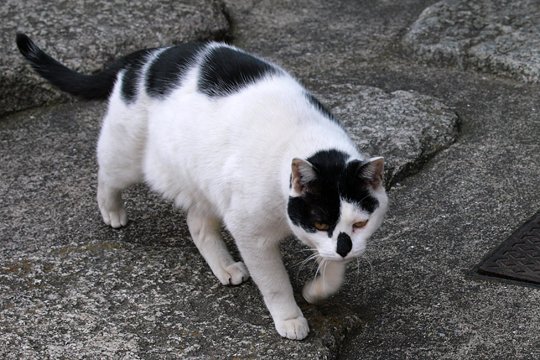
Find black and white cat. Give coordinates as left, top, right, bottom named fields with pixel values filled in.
left=16, top=33, right=388, bottom=340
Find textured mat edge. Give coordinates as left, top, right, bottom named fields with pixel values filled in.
left=467, top=210, right=540, bottom=289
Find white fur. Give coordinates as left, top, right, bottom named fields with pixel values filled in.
left=95, top=43, right=387, bottom=340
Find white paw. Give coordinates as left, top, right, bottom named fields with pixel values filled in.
left=302, top=277, right=340, bottom=304
left=217, top=261, right=250, bottom=286
left=302, top=279, right=325, bottom=304
left=275, top=316, right=309, bottom=340
left=100, top=207, right=128, bottom=228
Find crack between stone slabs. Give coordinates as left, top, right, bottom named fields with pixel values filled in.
left=328, top=321, right=369, bottom=360
left=0, top=96, right=77, bottom=122
left=385, top=111, right=462, bottom=191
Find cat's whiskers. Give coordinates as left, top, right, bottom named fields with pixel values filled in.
left=297, top=247, right=319, bottom=255
left=293, top=250, right=320, bottom=280
left=321, top=258, right=329, bottom=294
left=294, top=252, right=319, bottom=268
left=314, top=257, right=326, bottom=282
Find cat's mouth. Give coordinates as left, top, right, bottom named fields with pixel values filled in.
left=317, top=251, right=361, bottom=262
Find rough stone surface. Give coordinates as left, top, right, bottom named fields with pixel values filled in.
left=403, top=0, right=540, bottom=83
left=223, top=0, right=460, bottom=186
left=0, top=0, right=229, bottom=116
left=223, top=0, right=438, bottom=81
left=2, top=0, right=540, bottom=358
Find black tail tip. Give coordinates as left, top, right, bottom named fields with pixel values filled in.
left=16, top=32, right=39, bottom=59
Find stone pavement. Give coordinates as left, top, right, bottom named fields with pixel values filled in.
left=1, top=0, right=539, bottom=358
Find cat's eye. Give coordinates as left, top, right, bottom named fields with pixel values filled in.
left=353, top=220, right=368, bottom=229
left=314, top=222, right=329, bottom=231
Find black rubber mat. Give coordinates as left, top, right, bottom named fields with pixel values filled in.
left=470, top=211, right=540, bottom=287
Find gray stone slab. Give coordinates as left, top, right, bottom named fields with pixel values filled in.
left=1, top=0, right=229, bottom=116
left=403, top=0, right=540, bottom=83
left=223, top=0, right=434, bottom=79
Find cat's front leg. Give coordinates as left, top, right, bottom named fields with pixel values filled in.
left=186, top=209, right=249, bottom=286
left=230, top=230, right=309, bottom=340
left=302, top=260, right=346, bottom=304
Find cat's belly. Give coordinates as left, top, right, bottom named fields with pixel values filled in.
left=141, top=132, right=232, bottom=219
left=142, top=150, right=209, bottom=212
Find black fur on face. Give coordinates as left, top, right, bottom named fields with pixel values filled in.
left=287, top=149, right=380, bottom=237
left=340, top=160, right=381, bottom=213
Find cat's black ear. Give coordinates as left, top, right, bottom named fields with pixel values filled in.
left=291, top=158, right=317, bottom=195
left=357, top=157, right=384, bottom=188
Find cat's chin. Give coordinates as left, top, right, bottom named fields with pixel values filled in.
left=321, top=256, right=355, bottom=263
left=318, top=250, right=365, bottom=263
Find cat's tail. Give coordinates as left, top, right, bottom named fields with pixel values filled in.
left=16, top=33, right=149, bottom=100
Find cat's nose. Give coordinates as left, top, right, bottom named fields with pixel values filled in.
left=336, top=232, right=352, bottom=257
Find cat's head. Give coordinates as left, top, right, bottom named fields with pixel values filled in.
left=287, top=149, right=388, bottom=261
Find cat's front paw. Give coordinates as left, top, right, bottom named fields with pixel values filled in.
left=302, top=278, right=329, bottom=304
left=302, top=278, right=338, bottom=304
left=275, top=316, right=309, bottom=340
left=217, top=261, right=250, bottom=286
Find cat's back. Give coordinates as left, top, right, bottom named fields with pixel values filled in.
left=138, top=42, right=325, bottom=149
left=136, top=41, right=353, bottom=160
left=118, top=41, right=286, bottom=105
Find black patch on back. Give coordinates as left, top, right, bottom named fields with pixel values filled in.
left=121, top=50, right=152, bottom=103
left=146, top=43, right=206, bottom=98
left=198, top=46, right=279, bottom=97
left=305, top=93, right=338, bottom=122
left=287, top=149, right=380, bottom=236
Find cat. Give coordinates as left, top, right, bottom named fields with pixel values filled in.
left=16, top=33, right=388, bottom=340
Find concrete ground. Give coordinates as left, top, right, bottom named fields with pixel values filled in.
left=1, top=0, right=539, bottom=359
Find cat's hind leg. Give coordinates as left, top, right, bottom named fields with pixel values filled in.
left=96, top=86, right=146, bottom=228
left=302, top=260, right=346, bottom=304
left=187, top=209, right=249, bottom=285
left=97, top=175, right=128, bottom=228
